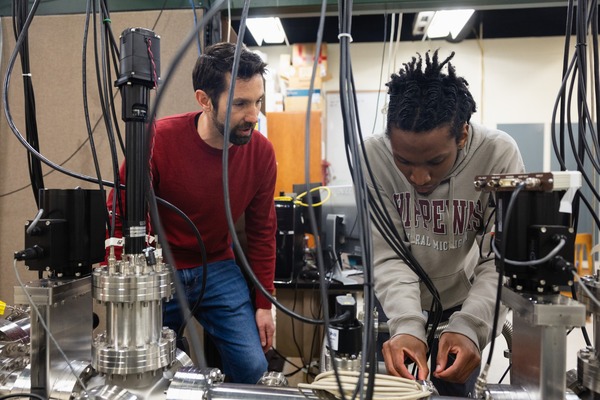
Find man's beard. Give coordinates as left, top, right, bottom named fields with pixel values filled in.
left=213, top=114, right=254, bottom=145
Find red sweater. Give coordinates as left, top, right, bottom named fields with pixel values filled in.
left=107, top=112, right=277, bottom=309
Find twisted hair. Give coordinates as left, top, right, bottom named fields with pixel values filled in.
left=192, top=42, right=267, bottom=110
left=386, top=50, right=476, bottom=141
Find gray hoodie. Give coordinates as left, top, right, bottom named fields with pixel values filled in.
left=364, top=122, right=525, bottom=351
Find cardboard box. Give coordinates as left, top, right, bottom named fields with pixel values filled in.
left=281, top=65, right=322, bottom=89
left=284, top=89, right=322, bottom=112
left=292, top=43, right=328, bottom=78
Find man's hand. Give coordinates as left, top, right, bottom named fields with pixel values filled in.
left=434, top=332, right=480, bottom=383
left=255, top=308, right=274, bottom=352
left=382, top=334, right=429, bottom=380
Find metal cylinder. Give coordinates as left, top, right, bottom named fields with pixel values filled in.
left=92, top=256, right=175, bottom=376
left=165, top=367, right=223, bottom=400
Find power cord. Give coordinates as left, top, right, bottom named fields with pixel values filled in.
left=474, top=182, right=526, bottom=398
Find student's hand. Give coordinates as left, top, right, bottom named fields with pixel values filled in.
left=382, top=334, right=429, bottom=380
left=255, top=308, right=275, bottom=352
left=434, top=332, right=480, bottom=383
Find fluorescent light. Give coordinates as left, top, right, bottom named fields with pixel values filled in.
left=246, top=17, right=288, bottom=46
left=423, top=9, right=475, bottom=40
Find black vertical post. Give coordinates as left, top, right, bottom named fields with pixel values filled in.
left=115, top=27, right=160, bottom=255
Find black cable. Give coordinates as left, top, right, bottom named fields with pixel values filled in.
left=15, top=1, right=40, bottom=198
left=93, top=0, right=127, bottom=234
left=355, top=65, right=445, bottom=368
left=498, top=363, right=511, bottom=384
left=566, top=2, right=600, bottom=229
left=105, top=183, right=211, bottom=366
left=217, top=0, right=347, bottom=327
left=284, top=367, right=306, bottom=378
left=81, top=0, right=124, bottom=239
left=99, top=0, right=126, bottom=156
left=307, top=297, right=325, bottom=382
left=0, top=134, right=92, bottom=197
left=80, top=0, right=110, bottom=232
left=119, top=0, right=311, bottom=371
left=293, top=0, right=356, bottom=389
left=551, top=38, right=577, bottom=171
left=366, top=198, right=443, bottom=351
left=556, top=0, right=575, bottom=170
left=361, top=131, right=444, bottom=353
left=269, top=346, right=309, bottom=379
left=0, top=82, right=121, bottom=199
left=2, top=0, right=218, bottom=374
left=3, top=0, right=117, bottom=188
left=337, top=0, right=384, bottom=397
left=152, top=195, right=209, bottom=342
left=337, top=2, right=360, bottom=397
left=91, top=0, right=118, bottom=165
left=193, top=0, right=204, bottom=54
left=103, top=2, right=217, bottom=368
left=147, top=185, right=207, bottom=368
left=290, top=281, right=308, bottom=371
left=91, top=0, right=124, bottom=220
left=592, top=1, right=600, bottom=147
left=565, top=61, right=600, bottom=176
left=13, top=0, right=44, bottom=206
left=152, top=0, right=169, bottom=31
left=479, top=207, right=496, bottom=260
left=485, top=183, right=526, bottom=369
left=135, top=0, right=347, bottom=372
left=551, top=0, right=600, bottom=236
left=576, top=186, right=600, bottom=231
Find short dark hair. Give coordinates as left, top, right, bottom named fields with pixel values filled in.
left=385, top=50, right=476, bottom=141
left=192, top=42, right=267, bottom=109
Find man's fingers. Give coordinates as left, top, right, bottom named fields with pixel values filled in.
left=383, top=346, right=413, bottom=379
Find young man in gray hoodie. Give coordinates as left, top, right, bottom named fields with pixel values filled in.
left=363, top=50, right=525, bottom=396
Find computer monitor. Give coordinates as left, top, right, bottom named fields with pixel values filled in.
left=320, top=185, right=363, bottom=283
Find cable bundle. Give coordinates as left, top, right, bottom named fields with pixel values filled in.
left=297, top=370, right=431, bottom=400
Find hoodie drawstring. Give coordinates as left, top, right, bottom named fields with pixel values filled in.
left=449, top=176, right=456, bottom=249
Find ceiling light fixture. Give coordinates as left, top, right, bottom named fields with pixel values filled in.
left=246, top=17, right=289, bottom=46
left=413, top=9, right=475, bottom=40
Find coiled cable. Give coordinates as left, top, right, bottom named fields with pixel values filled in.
left=297, top=370, right=430, bottom=400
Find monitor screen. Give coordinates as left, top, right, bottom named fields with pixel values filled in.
left=319, top=184, right=364, bottom=283
left=320, top=184, right=361, bottom=256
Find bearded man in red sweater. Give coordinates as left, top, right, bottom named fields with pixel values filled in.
left=107, top=42, right=276, bottom=384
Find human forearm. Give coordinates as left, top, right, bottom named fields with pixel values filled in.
left=446, top=259, right=507, bottom=349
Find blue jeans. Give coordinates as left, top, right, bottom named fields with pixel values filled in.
left=163, top=259, right=268, bottom=384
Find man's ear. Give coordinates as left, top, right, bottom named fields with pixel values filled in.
left=458, top=123, right=469, bottom=149
left=195, top=90, right=212, bottom=112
